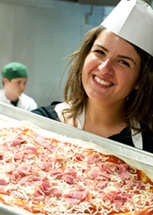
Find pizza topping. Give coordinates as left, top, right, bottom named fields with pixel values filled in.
left=11, top=137, right=25, bottom=146
left=0, top=179, right=8, bottom=186
left=0, top=126, right=152, bottom=215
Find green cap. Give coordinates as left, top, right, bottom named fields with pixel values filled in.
left=1, top=62, right=28, bottom=80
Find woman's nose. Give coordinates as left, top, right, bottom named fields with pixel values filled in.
left=98, top=59, right=114, bottom=73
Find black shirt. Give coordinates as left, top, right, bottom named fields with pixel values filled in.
left=11, top=99, right=19, bottom=107
left=31, top=101, right=153, bottom=154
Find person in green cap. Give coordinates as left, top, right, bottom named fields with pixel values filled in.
left=0, top=62, right=37, bottom=111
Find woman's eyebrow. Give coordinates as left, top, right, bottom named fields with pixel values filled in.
left=118, top=55, right=136, bottom=65
left=93, top=44, right=136, bottom=65
left=93, top=44, right=108, bottom=52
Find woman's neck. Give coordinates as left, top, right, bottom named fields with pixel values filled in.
left=83, top=100, right=127, bottom=138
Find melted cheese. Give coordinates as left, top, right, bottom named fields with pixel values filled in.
left=0, top=126, right=152, bottom=215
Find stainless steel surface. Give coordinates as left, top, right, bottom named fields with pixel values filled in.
left=0, top=102, right=153, bottom=167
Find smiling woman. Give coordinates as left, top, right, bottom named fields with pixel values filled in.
left=31, top=0, right=153, bottom=154
left=81, top=30, right=141, bottom=104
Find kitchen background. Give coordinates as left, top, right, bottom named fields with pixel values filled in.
left=0, top=0, right=152, bottom=106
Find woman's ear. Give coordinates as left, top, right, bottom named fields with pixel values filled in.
left=134, top=85, right=139, bottom=90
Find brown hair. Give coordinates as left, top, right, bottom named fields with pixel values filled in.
left=63, top=25, right=153, bottom=133
left=125, top=44, right=153, bottom=132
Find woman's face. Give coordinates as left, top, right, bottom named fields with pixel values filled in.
left=82, top=29, right=141, bottom=105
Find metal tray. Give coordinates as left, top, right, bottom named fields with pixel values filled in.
left=0, top=102, right=153, bottom=215
left=0, top=102, right=153, bottom=167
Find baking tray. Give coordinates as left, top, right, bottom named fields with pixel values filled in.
left=0, top=102, right=153, bottom=215
left=0, top=102, right=153, bottom=167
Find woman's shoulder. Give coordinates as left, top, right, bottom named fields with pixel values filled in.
left=109, top=126, right=153, bottom=154
left=31, top=101, right=62, bottom=120
left=141, top=127, right=153, bottom=153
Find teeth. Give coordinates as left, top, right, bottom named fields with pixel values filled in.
left=94, top=76, right=112, bottom=86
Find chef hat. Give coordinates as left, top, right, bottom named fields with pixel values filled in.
left=1, top=62, right=28, bottom=80
left=101, top=0, right=153, bottom=56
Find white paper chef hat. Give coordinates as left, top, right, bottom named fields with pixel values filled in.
left=101, top=0, right=153, bottom=56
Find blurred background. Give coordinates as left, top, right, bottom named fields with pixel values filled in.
left=0, top=0, right=152, bottom=106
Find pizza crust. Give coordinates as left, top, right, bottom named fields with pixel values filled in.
left=0, top=202, right=34, bottom=215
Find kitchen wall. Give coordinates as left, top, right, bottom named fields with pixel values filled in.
left=0, top=0, right=113, bottom=106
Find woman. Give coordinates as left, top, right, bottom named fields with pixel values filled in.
left=32, top=0, right=153, bottom=153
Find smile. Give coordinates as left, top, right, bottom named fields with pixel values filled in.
left=94, top=76, right=112, bottom=86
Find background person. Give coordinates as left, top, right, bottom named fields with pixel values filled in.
left=31, top=0, right=153, bottom=153
left=0, top=62, right=37, bottom=111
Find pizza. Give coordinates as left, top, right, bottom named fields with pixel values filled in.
left=0, top=122, right=153, bottom=215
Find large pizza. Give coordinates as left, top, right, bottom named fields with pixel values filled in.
left=0, top=119, right=153, bottom=215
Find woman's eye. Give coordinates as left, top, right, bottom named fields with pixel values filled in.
left=120, top=60, right=130, bottom=67
left=94, top=50, right=105, bottom=55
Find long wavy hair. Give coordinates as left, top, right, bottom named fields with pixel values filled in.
left=62, top=25, right=153, bottom=133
